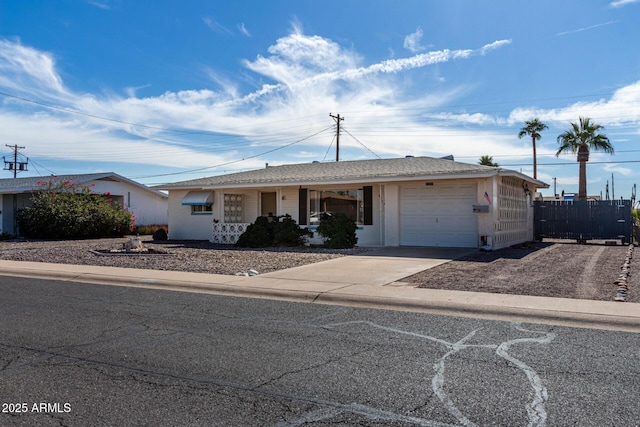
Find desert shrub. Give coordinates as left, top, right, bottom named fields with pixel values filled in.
left=316, top=212, right=358, bottom=249
left=17, top=179, right=134, bottom=239
left=152, top=227, right=168, bottom=241
left=236, top=215, right=310, bottom=247
left=135, top=224, right=168, bottom=236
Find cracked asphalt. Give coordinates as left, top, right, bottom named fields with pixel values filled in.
left=1, top=275, right=639, bottom=426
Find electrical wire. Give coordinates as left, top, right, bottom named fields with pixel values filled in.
left=134, top=125, right=334, bottom=180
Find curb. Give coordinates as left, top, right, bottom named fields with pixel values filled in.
left=1, top=264, right=639, bottom=333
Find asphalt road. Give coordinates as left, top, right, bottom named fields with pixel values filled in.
left=1, top=275, right=638, bottom=426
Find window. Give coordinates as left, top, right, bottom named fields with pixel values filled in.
left=191, top=204, right=212, bottom=214
left=182, top=191, right=213, bottom=215
left=309, top=189, right=364, bottom=225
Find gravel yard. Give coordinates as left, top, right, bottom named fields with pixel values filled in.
left=0, top=236, right=636, bottom=303
left=407, top=240, right=638, bottom=303
left=0, top=236, right=359, bottom=276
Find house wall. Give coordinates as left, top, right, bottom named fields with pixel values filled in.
left=168, top=189, right=214, bottom=240
left=384, top=184, right=400, bottom=246
left=3, top=193, right=34, bottom=235
left=167, top=176, right=536, bottom=248
left=89, top=179, right=167, bottom=225
left=476, top=177, right=496, bottom=247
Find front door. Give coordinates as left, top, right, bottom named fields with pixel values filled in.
left=261, top=192, right=277, bottom=217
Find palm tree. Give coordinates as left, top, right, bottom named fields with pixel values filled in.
left=518, top=118, right=548, bottom=180
left=478, top=155, right=499, bottom=167
left=556, top=117, right=614, bottom=201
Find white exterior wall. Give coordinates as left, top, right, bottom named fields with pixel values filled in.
left=167, top=176, right=536, bottom=247
left=281, top=187, right=299, bottom=222
left=89, top=180, right=167, bottom=225
left=167, top=189, right=214, bottom=240
left=383, top=184, right=400, bottom=246
left=476, top=177, right=496, bottom=247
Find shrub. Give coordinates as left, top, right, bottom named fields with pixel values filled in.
left=236, top=215, right=310, bottom=247
left=0, top=232, right=14, bottom=240
left=16, top=179, right=134, bottom=239
left=152, top=227, right=168, bottom=241
left=135, top=224, right=168, bottom=236
left=316, top=212, right=358, bottom=249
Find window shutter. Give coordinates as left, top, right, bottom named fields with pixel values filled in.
left=364, top=186, right=373, bottom=225
left=298, top=188, right=307, bottom=225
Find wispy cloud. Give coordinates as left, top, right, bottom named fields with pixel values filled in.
left=0, top=33, right=517, bottom=176
left=203, top=17, right=233, bottom=35
left=0, top=39, right=68, bottom=97
left=237, top=23, right=251, bottom=37
left=403, top=27, right=427, bottom=53
left=556, top=20, right=618, bottom=36
left=87, top=1, right=110, bottom=10
left=508, top=80, right=640, bottom=128
left=610, top=0, right=640, bottom=7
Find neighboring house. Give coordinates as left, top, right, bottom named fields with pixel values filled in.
left=0, top=172, right=168, bottom=236
left=156, top=156, right=548, bottom=250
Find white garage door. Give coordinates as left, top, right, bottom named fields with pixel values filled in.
left=400, top=181, right=478, bottom=247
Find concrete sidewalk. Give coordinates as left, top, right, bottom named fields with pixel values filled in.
left=0, top=247, right=639, bottom=333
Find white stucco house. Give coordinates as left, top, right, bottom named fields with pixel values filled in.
left=0, top=172, right=168, bottom=236
left=156, top=156, right=548, bottom=250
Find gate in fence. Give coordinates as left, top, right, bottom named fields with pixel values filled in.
left=533, top=199, right=633, bottom=243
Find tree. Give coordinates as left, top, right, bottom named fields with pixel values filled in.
left=17, top=179, right=134, bottom=238
left=478, top=155, right=499, bottom=167
left=518, top=118, right=548, bottom=180
left=556, top=117, right=614, bottom=201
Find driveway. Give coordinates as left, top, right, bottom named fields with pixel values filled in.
left=259, top=247, right=475, bottom=286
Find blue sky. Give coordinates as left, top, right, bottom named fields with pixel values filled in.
left=1, top=0, right=639, bottom=198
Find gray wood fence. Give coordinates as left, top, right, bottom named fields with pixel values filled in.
left=534, top=200, right=633, bottom=243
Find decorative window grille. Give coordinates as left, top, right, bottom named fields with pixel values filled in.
left=494, top=177, right=529, bottom=246
left=223, top=194, right=243, bottom=223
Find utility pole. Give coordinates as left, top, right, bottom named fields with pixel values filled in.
left=612, top=173, right=615, bottom=201
left=3, top=144, right=28, bottom=178
left=329, top=113, right=344, bottom=162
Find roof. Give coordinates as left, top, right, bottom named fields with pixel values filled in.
left=156, top=156, right=548, bottom=190
left=0, top=172, right=167, bottom=198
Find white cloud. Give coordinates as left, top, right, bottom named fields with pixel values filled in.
left=403, top=27, right=426, bottom=53
left=237, top=23, right=251, bottom=37
left=556, top=21, right=618, bottom=36
left=0, top=32, right=516, bottom=179
left=507, top=80, right=640, bottom=128
left=203, top=17, right=233, bottom=35
left=87, top=1, right=110, bottom=10
left=610, top=0, right=640, bottom=7
left=0, top=39, right=67, bottom=97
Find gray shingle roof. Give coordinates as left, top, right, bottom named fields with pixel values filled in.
left=0, top=172, right=167, bottom=197
left=157, top=156, right=513, bottom=189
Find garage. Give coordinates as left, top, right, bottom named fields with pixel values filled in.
left=400, top=181, right=479, bottom=247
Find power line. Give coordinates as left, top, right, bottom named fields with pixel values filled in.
left=0, top=90, right=329, bottom=137
left=342, top=127, right=382, bottom=159
left=134, top=125, right=334, bottom=180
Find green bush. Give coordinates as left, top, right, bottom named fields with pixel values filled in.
left=316, top=212, right=358, bottom=249
left=17, top=179, right=134, bottom=239
left=236, top=215, right=310, bottom=247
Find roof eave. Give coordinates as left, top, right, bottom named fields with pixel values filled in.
left=159, top=170, right=510, bottom=191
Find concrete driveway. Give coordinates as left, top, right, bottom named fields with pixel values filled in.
left=259, top=247, right=475, bottom=286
